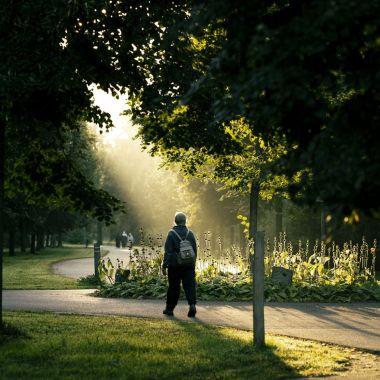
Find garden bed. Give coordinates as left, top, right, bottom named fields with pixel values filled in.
left=94, top=273, right=380, bottom=302
left=93, top=235, right=380, bottom=302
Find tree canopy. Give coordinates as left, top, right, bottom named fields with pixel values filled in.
left=1, top=0, right=123, bottom=222
left=77, top=0, right=380, bottom=221
left=2, top=0, right=380, bottom=220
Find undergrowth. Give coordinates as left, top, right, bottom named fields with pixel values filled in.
left=93, top=231, right=380, bottom=302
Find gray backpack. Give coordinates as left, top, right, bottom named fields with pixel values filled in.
left=170, top=229, right=196, bottom=266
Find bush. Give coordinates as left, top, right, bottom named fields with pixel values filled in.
left=93, top=232, right=380, bottom=302
left=77, top=274, right=103, bottom=287
left=94, top=272, right=380, bottom=302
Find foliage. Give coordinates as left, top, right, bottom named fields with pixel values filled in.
left=77, top=274, right=103, bottom=287
left=95, top=232, right=380, bottom=302
left=264, top=280, right=380, bottom=303
left=161, top=120, right=289, bottom=203
left=1, top=1, right=123, bottom=222
left=1, top=311, right=354, bottom=379
left=75, top=0, right=380, bottom=220
left=98, top=242, right=163, bottom=285
left=96, top=271, right=380, bottom=303
left=265, top=234, right=377, bottom=285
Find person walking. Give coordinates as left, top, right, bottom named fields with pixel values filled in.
left=162, top=212, right=197, bottom=317
left=127, top=232, right=134, bottom=249
left=121, top=231, right=128, bottom=248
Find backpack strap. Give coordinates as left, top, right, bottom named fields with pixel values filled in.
left=170, top=228, right=190, bottom=241
left=170, top=229, right=183, bottom=241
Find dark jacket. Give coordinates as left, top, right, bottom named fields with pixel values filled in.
left=163, top=225, right=197, bottom=268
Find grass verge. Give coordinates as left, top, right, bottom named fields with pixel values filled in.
left=3, top=246, right=99, bottom=289
left=1, top=311, right=352, bottom=380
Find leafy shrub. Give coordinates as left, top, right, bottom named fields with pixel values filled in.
left=265, top=234, right=377, bottom=285
left=94, top=272, right=380, bottom=302
left=94, top=230, right=379, bottom=302
left=77, top=274, right=103, bottom=287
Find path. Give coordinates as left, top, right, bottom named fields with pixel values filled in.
left=3, top=289, right=380, bottom=353
left=3, top=246, right=380, bottom=380
left=41, top=245, right=380, bottom=353
left=53, top=246, right=132, bottom=279
left=9, top=244, right=380, bottom=378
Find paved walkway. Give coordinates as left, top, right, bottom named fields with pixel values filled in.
left=4, top=289, right=380, bottom=353
left=5, top=245, right=380, bottom=378
left=52, top=246, right=132, bottom=279
left=5, top=245, right=380, bottom=354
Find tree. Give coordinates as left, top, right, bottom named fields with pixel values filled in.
left=0, top=0, right=124, bottom=326
left=178, top=0, right=380, bottom=221
left=161, top=120, right=289, bottom=240
left=1, top=1, right=123, bottom=220
left=80, top=0, right=380, bottom=221
left=71, top=1, right=380, bottom=347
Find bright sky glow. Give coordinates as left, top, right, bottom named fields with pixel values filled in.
left=91, top=86, right=133, bottom=147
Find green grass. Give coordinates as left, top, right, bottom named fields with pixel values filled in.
left=3, top=246, right=99, bottom=289
left=0, top=311, right=352, bottom=380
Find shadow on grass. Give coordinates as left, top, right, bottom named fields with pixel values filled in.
left=0, top=321, right=29, bottom=345
left=177, top=321, right=300, bottom=380
left=0, top=312, right=301, bottom=380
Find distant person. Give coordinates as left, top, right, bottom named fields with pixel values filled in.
left=162, top=212, right=197, bottom=317
left=121, top=231, right=128, bottom=248
left=115, top=233, right=121, bottom=248
left=127, top=232, right=134, bottom=249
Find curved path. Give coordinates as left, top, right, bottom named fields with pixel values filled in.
left=4, top=290, right=380, bottom=353
left=4, top=245, right=380, bottom=377
left=53, top=245, right=132, bottom=279
left=4, top=292, right=380, bottom=379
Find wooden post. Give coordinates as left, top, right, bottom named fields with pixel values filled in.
left=94, top=244, right=101, bottom=281
left=253, top=231, right=265, bottom=347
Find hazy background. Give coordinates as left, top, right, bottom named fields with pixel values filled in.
left=72, top=89, right=380, bottom=252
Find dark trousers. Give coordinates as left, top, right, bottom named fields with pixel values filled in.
left=166, top=266, right=196, bottom=310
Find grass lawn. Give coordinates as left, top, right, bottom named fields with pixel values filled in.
left=1, top=311, right=353, bottom=380
left=3, top=246, right=100, bottom=289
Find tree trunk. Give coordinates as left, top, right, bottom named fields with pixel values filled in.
left=0, top=116, right=5, bottom=326
left=249, top=180, right=266, bottom=347
left=274, top=196, right=283, bottom=238
left=320, top=202, right=326, bottom=241
left=30, top=234, right=36, bottom=254
left=45, top=234, right=50, bottom=247
left=8, top=227, right=15, bottom=257
left=57, top=232, right=62, bottom=248
left=83, top=226, right=88, bottom=247
left=97, top=221, right=103, bottom=245
left=249, top=180, right=259, bottom=240
left=36, top=232, right=44, bottom=251
left=19, top=219, right=26, bottom=253
left=253, top=231, right=265, bottom=347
